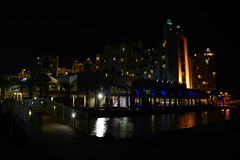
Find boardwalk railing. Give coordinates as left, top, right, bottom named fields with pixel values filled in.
left=29, top=98, right=88, bottom=134
left=0, top=98, right=42, bottom=141
left=0, top=98, right=88, bottom=141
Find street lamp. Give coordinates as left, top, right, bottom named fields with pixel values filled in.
left=98, top=93, right=103, bottom=99
left=72, top=112, right=76, bottom=127
left=97, top=93, right=103, bottom=108
left=72, top=112, right=76, bottom=118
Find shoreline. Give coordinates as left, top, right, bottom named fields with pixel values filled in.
left=82, top=105, right=233, bottom=118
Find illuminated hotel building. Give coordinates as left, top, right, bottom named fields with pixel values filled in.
left=99, top=20, right=190, bottom=88
left=162, top=19, right=190, bottom=88
left=189, top=48, right=217, bottom=93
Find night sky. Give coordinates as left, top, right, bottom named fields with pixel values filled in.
left=0, top=3, right=239, bottom=97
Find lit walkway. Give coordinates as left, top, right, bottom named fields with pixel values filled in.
left=40, top=112, right=84, bottom=142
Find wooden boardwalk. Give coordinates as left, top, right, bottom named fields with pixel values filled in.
left=40, top=112, right=84, bottom=142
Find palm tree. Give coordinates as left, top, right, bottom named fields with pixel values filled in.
left=59, top=81, right=74, bottom=106
left=22, top=78, right=37, bottom=99
left=0, top=74, right=13, bottom=99
left=131, top=80, right=142, bottom=109
left=160, top=90, right=168, bottom=109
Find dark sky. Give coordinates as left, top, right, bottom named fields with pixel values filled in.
left=0, top=3, right=239, bottom=97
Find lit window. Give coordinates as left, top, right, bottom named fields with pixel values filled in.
left=205, top=59, right=209, bottom=65
left=121, top=58, right=124, bottom=62
left=202, top=81, right=206, bottom=85
left=113, top=57, right=116, bottom=61
left=213, top=72, right=217, bottom=76
left=148, top=74, right=151, bottom=79
left=163, top=43, right=165, bottom=47
left=198, top=75, right=201, bottom=78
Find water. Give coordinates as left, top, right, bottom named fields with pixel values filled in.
left=90, top=109, right=231, bottom=139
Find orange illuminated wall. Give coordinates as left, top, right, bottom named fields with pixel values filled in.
left=178, top=36, right=190, bottom=89
left=184, top=37, right=190, bottom=89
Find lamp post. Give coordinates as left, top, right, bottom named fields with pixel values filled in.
left=72, top=111, right=76, bottom=127
left=98, top=93, right=103, bottom=108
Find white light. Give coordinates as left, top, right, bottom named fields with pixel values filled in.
left=22, top=78, right=27, bottom=81
left=98, top=93, right=103, bottom=99
left=29, top=110, right=32, bottom=116
left=72, top=112, right=76, bottom=118
left=91, top=118, right=109, bottom=137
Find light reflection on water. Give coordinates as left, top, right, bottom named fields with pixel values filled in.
left=91, top=118, right=109, bottom=137
left=90, top=110, right=231, bottom=139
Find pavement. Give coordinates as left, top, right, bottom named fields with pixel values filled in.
left=40, top=113, right=84, bottom=141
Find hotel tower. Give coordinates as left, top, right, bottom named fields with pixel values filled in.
left=162, top=19, right=190, bottom=88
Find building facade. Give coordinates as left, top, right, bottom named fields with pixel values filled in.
left=189, top=48, right=217, bottom=93
left=47, top=72, right=207, bottom=108
left=100, top=42, right=162, bottom=81
left=99, top=19, right=190, bottom=89
left=162, top=19, right=190, bottom=88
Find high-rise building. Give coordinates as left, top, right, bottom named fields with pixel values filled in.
left=189, top=48, right=217, bottom=93
left=162, top=19, right=190, bottom=88
left=99, top=20, right=190, bottom=88
left=31, top=55, right=59, bottom=77
left=101, top=42, right=140, bottom=76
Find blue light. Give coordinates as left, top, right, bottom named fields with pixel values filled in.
left=151, top=91, right=156, bottom=97
left=133, top=88, right=141, bottom=109
left=178, top=92, right=182, bottom=97
left=160, top=90, right=167, bottom=109
left=133, top=89, right=140, bottom=95
left=160, top=90, right=167, bottom=96
left=187, top=91, right=192, bottom=96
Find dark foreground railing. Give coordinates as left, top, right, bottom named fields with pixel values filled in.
left=0, top=99, right=41, bottom=142
left=0, top=98, right=88, bottom=142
